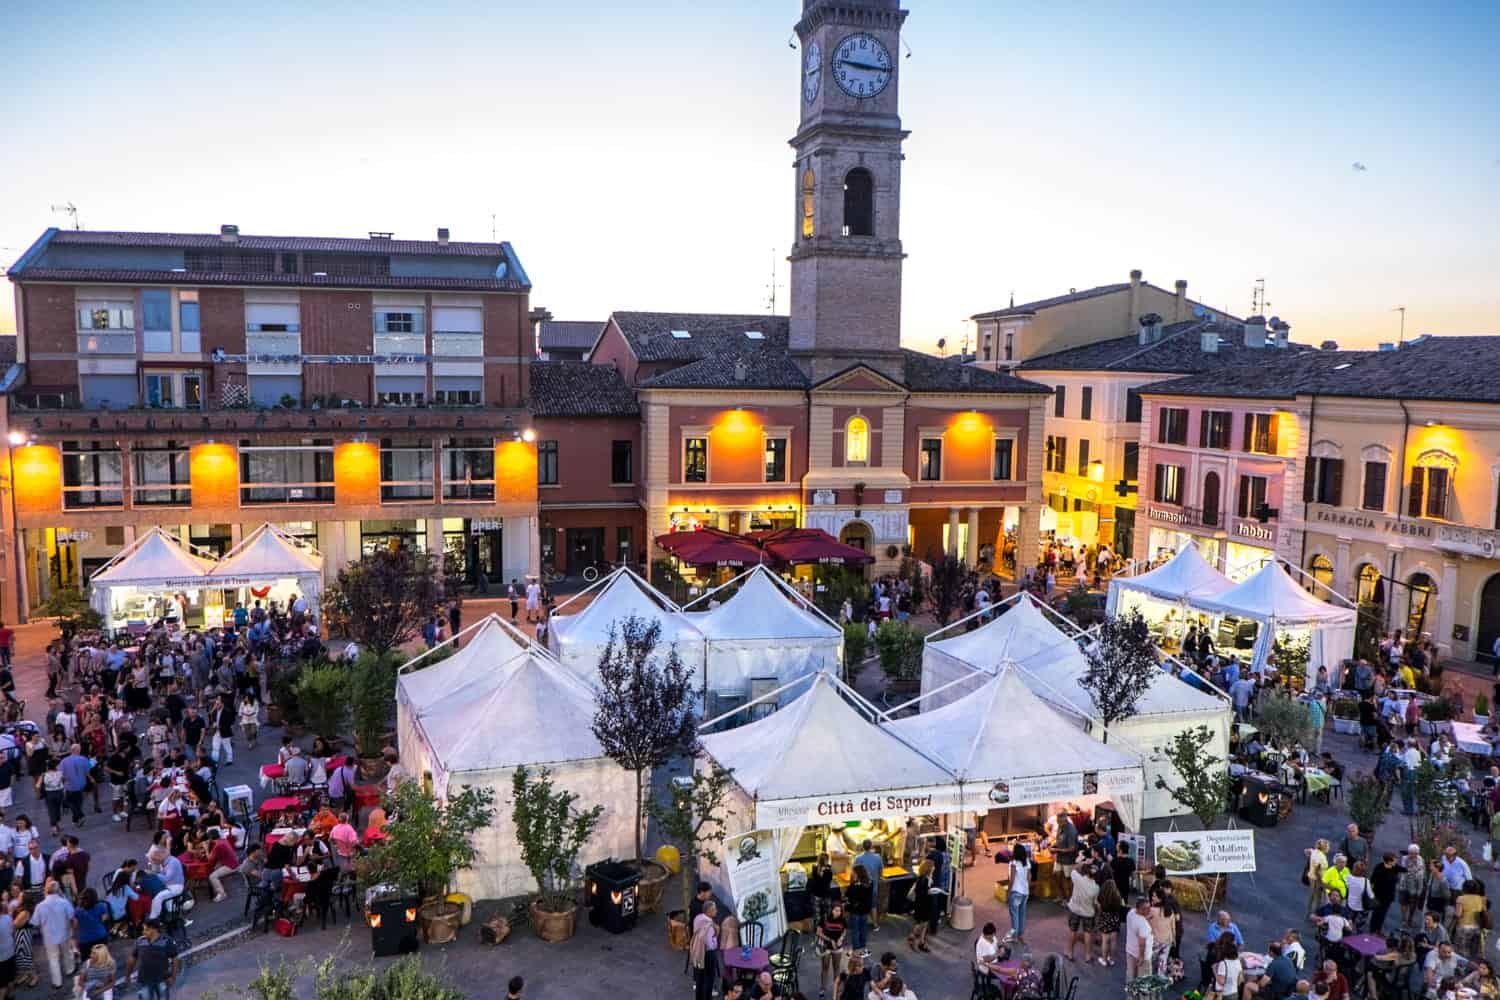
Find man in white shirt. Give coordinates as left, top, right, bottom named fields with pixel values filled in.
left=33, top=881, right=75, bottom=988
left=1124, top=896, right=1154, bottom=979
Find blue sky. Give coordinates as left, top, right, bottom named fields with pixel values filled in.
left=3, top=1, right=1497, bottom=350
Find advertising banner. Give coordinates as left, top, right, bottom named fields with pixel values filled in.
left=723, top=829, right=785, bottom=942
left=1153, top=829, right=1256, bottom=875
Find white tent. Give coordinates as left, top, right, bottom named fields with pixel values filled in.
left=688, top=567, right=844, bottom=705
left=207, top=523, right=325, bottom=614
left=920, top=597, right=1230, bottom=820
left=547, top=567, right=706, bottom=688
left=395, top=615, right=533, bottom=763
left=889, top=668, right=1146, bottom=829
left=1198, top=561, right=1357, bottom=685
left=399, top=647, right=638, bottom=900
left=1105, top=544, right=1235, bottom=616
left=88, top=528, right=216, bottom=632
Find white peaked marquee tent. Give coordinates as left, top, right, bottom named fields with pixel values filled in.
left=547, top=567, right=706, bottom=688
left=396, top=620, right=637, bottom=900
left=1198, top=560, right=1357, bottom=685
left=395, top=615, right=531, bottom=760
left=89, top=528, right=217, bottom=631
left=207, top=523, right=324, bottom=611
left=920, top=596, right=1231, bottom=819
left=889, top=668, right=1146, bottom=829
left=687, top=566, right=844, bottom=704
left=1105, top=544, right=1235, bottom=617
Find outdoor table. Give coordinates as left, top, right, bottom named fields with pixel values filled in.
left=1304, top=767, right=1336, bottom=800
left=182, top=859, right=213, bottom=900
left=280, top=868, right=314, bottom=908
left=269, top=827, right=307, bottom=841
left=1452, top=722, right=1496, bottom=757
left=987, top=959, right=1021, bottom=999
left=259, top=764, right=287, bottom=789
left=258, top=795, right=302, bottom=821
left=720, top=946, right=769, bottom=985
left=1342, top=933, right=1386, bottom=960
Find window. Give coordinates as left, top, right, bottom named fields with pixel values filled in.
left=981, top=332, right=992, bottom=362
left=1357, top=564, right=1383, bottom=604
left=62, top=441, right=123, bottom=509
left=77, top=303, right=133, bottom=330
left=1362, top=461, right=1387, bottom=511
left=801, top=167, right=815, bottom=239
left=845, top=416, right=870, bottom=465
left=1237, top=474, right=1269, bottom=519
left=144, top=371, right=204, bottom=410
left=1157, top=407, right=1188, bottom=445
left=1048, top=436, right=1068, bottom=473
left=1077, top=438, right=1091, bottom=475
left=1080, top=387, right=1092, bottom=421
left=432, top=375, right=481, bottom=406
left=442, top=438, right=495, bottom=501
left=537, top=440, right=559, bottom=485
left=1201, top=471, right=1221, bottom=526
left=920, top=438, right=942, bottom=480
left=184, top=373, right=202, bottom=408
left=1304, top=457, right=1344, bottom=506
left=1123, top=442, right=1139, bottom=483
left=993, top=439, right=1014, bottom=481
left=1053, top=385, right=1067, bottom=419
left=239, top=439, right=334, bottom=504
left=142, top=290, right=172, bottom=353
left=1407, top=465, right=1451, bottom=520
left=375, top=375, right=425, bottom=407
left=611, top=440, right=633, bottom=484
left=843, top=168, right=874, bottom=237
left=1004, top=331, right=1014, bottom=362
left=1307, top=555, right=1334, bottom=595
left=145, top=373, right=175, bottom=408
left=379, top=439, right=434, bottom=502
left=1199, top=411, right=1232, bottom=450
left=1152, top=464, right=1184, bottom=505
left=178, top=292, right=201, bottom=354
left=1125, top=390, right=1142, bottom=423
left=685, top=437, right=708, bottom=483
left=380, top=312, right=415, bottom=334
left=765, top=437, right=787, bottom=483
left=132, top=442, right=191, bottom=506
left=1243, top=413, right=1279, bottom=455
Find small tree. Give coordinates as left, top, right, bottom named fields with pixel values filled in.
left=842, top=622, right=871, bottom=671
left=1255, top=691, right=1316, bottom=750
left=1153, top=724, right=1231, bottom=830
left=363, top=780, right=496, bottom=902
left=38, top=587, right=103, bottom=638
left=1346, top=772, right=1393, bottom=839
left=646, top=760, right=736, bottom=913
left=926, top=550, right=976, bottom=627
left=313, top=955, right=467, bottom=1000
left=897, top=549, right=926, bottom=615
left=591, top=615, right=698, bottom=862
left=1271, top=631, right=1312, bottom=687
left=292, top=662, right=350, bottom=740
left=511, top=764, right=604, bottom=911
left=350, top=652, right=400, bottom=756
left=1354, top=600, right=1387, bottom=665
left=872, top=619, right=925, bottom=686
left=324, top=547, right=453, bottom=655
left=1079, top=610, right=1159, bottom=743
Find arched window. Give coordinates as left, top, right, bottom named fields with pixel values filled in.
left=843, top=168, right=874, bottom=237
left=845, top=415, right=869, bottom=465
left=1356, top=564, right=1383, bottom=605
left=1201, top=471, right=1221, bottom=526
left=801, top=167, right=816, bottom=239
left=1307, top=554, right=1334, bottom=596
left=1406, top=572, right=1436, bottom=635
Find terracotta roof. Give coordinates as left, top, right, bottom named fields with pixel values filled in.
left=529, top=362, right=640, bottom=417
left=47, top=229, right=509, bottom=258
left=609, top=312, right=791, bottom=363
left=538, top=320, right=604, bottom=352
left=901, top=350, right=1052, bottom=394
left=13, top=267, right=526, bottom=293
left=1019, top=320, right=1315, bottom=373
left=639, top=352, right=810, bottom=391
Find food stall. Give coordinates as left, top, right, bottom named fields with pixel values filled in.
left=206, top=523, right=323, bottom=624
left=87, top=528, right=218, bottom=635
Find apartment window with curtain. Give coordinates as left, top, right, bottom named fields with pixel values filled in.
left=1076, top=438, right=1091, bottom=475
left=132, top=441, right=191, bottom=506
left=1157, top=407, right=1188, bottom=445
left=1304, top=457, right=1345, bottom=506
left=764, top=437, right=787, bottom=483
left=611, top=440, right=633, bottom=484
left=379, top=438, right=434, bottom=501
left=178, top=291, right=201, bottom=354
left=141, top=289, right=173, bottom=353
left=239, top=439, right=334, bottom=504
left=1125, top=390, right=1142, bottom=423
left=993, top=438, right=1014, bottom=481
left=684, top=437, right=708, bottom=483
left=62, top=441, right=124, bottom=509
left=1199, top=411, right=1232, bottom=449
left=1053, top=385, right=1067, bottom=419
left=1407, top=465, right=1451, bottom=520
left=1243, top=413, right=1279, bottom=455
left=1079, top=387, right=1092, bottom=421
left=1362, top=461, right=1387, bottom=511
left=1201, top=471, right=1221, bottom=526
left=920, top=438, right=942, bottom=481
left=537, top=440, right=559, bottom=485
left=442, top=438, right=495, bottom=500
left=1237, top=474, right=1269, bottom=519
left=1152, top=464, right=1184, bottom=505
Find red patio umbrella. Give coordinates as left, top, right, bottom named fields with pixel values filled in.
left=653, top=528, right=765, bottom=567
left=758, top=527, right=875, bottom=566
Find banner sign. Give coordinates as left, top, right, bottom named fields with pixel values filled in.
left=987, top=772, right=1082, bottom=808
left=723, top=829, right=785, bottom=943
left=1154, top=829, right=1256, bottom=875
left=755, top=785, right=965, bottom=827
left=212, top=348, right=429, bottom=365
left=1092, top=768, right=1145, bottom=796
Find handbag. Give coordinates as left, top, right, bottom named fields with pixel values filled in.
left=274, top=916, right=297, bottom=937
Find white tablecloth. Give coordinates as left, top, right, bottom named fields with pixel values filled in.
left=1452, top=722, right=1496, bottom=756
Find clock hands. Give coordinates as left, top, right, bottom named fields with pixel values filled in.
left=839, top=58, right=887, bottom=73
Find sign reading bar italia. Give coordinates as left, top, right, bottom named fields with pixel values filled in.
left=1154, top=829, right=1256, bottom=875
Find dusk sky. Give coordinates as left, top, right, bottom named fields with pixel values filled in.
left=3, top=1, right=1497, bottom=352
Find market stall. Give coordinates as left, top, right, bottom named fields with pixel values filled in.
left=1105, top=545, right=1235, bottom=620
left=547, top=566, right=706, bottom=688
left=398, top=646, right=638, bottom=900
left=206, top=523, right=324, bottom=624
left=683, top=566, right=844, bottom=711
left=395, top=614, right=535, bottom=762
left=87, top=528, right=218, bottom=635
left=1197, top=560, right=1357, bottom=686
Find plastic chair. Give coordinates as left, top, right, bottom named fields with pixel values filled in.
left=970, top=965, right=1001, bottom=1000
left=159, top=893, right=191, bottom=947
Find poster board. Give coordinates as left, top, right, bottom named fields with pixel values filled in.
left=1153, top=829, right=1256, bottom=875
left=724, top=829, right=787, bottom=943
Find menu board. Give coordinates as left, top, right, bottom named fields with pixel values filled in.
left=724, top=828, right=786, bottom=942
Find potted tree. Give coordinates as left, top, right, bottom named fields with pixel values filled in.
left=1271, top=632, right=1312, bottom=692
left=512, top=764, right=602, bottom=943
left=590, top=615, right=697, bottom=914
left=1346, top=772, right=1392, bottom=840
left=873, top=620, right=925, bottom=695
left=292, top=662, right=350, bottom=747
left=361, top=780, right=496, bottom=944
left=647, top=760, right=735, bottom=950
left=351, top=653, right=399, bottom=782
left=1331, top=696, right=1361, bottom=735
left=1153, top=725, right=1233, bottom=906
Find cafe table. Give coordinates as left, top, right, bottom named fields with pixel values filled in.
left=1342, top=933, right=1387, bottom=960
left=721, top=946, right=769, bottom=986
left=259, top=763, right=287, bottom=789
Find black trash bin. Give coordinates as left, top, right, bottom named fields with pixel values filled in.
left=1238, top=774, right=1283, bottom=828
left=367, top=896, right=420, bottom=956
left=585, top=860, right=641, bottom=934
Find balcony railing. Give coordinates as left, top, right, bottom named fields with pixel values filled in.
left=246, top=333, right=302, bottom=356
left=374, top=333, right=426, bottom=356
left=432, top=332, right=483, bottom=357
left=77, top=332, right=136, bottom=354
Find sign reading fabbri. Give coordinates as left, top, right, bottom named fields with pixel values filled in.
left=1309, top=506, right=1433, bottom=540
left=1154, top=829, right=1256, bottom=875
left=1234, top=521, right=1274, bottom=542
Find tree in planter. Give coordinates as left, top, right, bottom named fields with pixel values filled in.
left=1255, top=692, right=1317, bottom=750
left=897, top=549, right=926, bottom=615
left=362, top=780, right=496, bottom=903
left=37, top=587, right=103, bottom=639
left=292, top=663, right=349, bottom=741
left=1079, top=610, right=1158, bottom=743
left=1153, top=725, right=1232, bottom=830
left=842, top=622, right=871, bottom=673
left=511, top=764, right=603, bottom=911
left=812, top=564, right=868, bottom=621
left=1354, top=600, right=1386, bottom=665
left=646, top=760, right=736, bottom=914
left=351, top=652, right=401, bottom=758
left=590, top=615, right=698, bottom=863
left=324, top=547, right=455, bottom=656
left=313, top=955, right=467, bottom=1000
left=873, top=620, right=925, bottom=688
left=925, top=550, right=976, bottom=627
left=1345, top=772, right=1393, bottom=839
left=1270, top=631, right=1312, bottom=688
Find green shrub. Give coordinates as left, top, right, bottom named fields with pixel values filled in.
left=352, top=652, right=400, bottom=755
left=294, top=662, right=350, bottom=739
left=873, top=620, right=924, bottom=684
left=842, top=622, right=871, bottom=669
left=269, top=662, right=306, bottom=726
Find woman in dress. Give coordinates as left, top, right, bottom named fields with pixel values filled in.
left=6, top=890, right=35, bottom=989
left=1096, top=876, right=1125, bottom=966
left=907, top=859, right=935, bottom=953
left=815, top=899, right=848, bottom=998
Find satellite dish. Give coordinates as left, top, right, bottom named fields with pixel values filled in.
left=1192, top=304, right=1206, bottom=319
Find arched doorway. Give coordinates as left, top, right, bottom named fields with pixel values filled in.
left=1406, top=572, right=1436, bottom=636
left=1306, top=554, right=1333, bottom=597
left=839, top=521, right=873, bottom=581
left=1478, top=574, right=1500, bottom=664
left=1356, top=564, right=1384, bottom=605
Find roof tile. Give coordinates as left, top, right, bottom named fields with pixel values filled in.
left=529, top=362, right=640, bottom=417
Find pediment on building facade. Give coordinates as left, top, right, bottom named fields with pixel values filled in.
left=812, top=364, right=908, bottom=395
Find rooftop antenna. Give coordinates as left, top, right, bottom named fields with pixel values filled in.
left=490, top=213, right=496, bottom=242
left=765, top=248, right=778, bottom=314
left=1392, top=305, right=1406, bottom=346
left=1250, top=278, right=1269, bottom=317
left=51, top=202, right=80, bottom=230
left=936, top=336, right=947, bottom=357
left=1009, top=290, right=1015, bottom=308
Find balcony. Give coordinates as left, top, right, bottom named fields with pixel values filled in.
left=77, top=332, right=136, bottom=354
left=246, top=332, right=302, bottom=357
left=433, top=331, right=483, bottom=357
left=374, top=333, right=427, bottom=357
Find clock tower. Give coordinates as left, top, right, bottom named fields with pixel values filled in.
left=789, top=0, right=909, bottom=382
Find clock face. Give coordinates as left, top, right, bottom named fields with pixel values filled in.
left=833, top=32, right=892, bottom=99
left=803, top=40, right=822, bottom=102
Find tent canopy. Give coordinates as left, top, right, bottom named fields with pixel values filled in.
left=694, top=566, right=840, bottom=642
left=1200, top=560, right=1357, bottom=626
left=208, top=523, right=322, bottom=584
left=397, top=615, right=533, bottom=713
left=89, top=528, right=215, bottom=587
left=889, top=668, right=1140, bottom=783
left=548, top=568, right=705, bottom=684
left=1107, top=545, right=1234, bottom=610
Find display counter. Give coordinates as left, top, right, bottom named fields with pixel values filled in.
left=834, top=864, right=916, bottom=915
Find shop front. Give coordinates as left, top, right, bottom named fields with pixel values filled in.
left=360, top=519, right=427, bottom=557
left=440, top=517, right=505, bottom=588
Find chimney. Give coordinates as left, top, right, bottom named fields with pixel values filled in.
left=1200, top=330, right=1219, bottom=353
left=1243, top=315, right=1267, bottom=349
left=1270, top=318, right=1290, bottom=349
left=733, top=359, right=748, bottom=383
left=436, top=227, right=450, bottom=245
left=219, top=224, right=239, bottom=244
left=1319, top=340, right=1340, bottom=351
left=1137, top=312, right=1162, bottom=345
left=1126, top=269, right=1143, bottom=336
left=1174, top=279, right=1189, bottom=322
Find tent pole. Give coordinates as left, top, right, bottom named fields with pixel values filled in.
left=680, top=565, right=756, bottom=610
left=548, top=566, right=623, bottom=616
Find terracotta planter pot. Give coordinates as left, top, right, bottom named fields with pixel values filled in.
left=530, top=899, right=578, bottom=943
left=633, top=859, right=671, bottom=915
left=418, top=900, right=462, bottom=944
left=666, top=910, right=691, bottom=950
